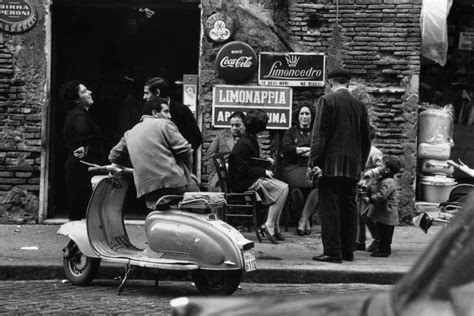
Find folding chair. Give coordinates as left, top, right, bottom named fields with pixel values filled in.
left=211, top=153, right=262, bottom=242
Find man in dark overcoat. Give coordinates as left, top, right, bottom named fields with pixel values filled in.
left=309, top=69, right=371, bottom=263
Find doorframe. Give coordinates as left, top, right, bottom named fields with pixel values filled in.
left=39, top=1, right=203, bottom=221
left=39, top=1, right=53, bottom=223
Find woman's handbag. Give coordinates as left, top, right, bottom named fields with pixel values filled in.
left=305, top=166, right=322, bottom=187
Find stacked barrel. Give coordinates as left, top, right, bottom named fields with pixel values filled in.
left=418, top=108, right=457, bottom=203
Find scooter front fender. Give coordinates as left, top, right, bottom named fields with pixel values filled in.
left=57, top=220, right=98, bottom=258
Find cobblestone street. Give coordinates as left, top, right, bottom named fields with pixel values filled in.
left=0, top=280, right=391, bottom=314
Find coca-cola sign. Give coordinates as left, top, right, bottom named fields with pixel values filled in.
left=216, top=41, right=257, bottom=84
left=258, top=52, right=326, bottom=87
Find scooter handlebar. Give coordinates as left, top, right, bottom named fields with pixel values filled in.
left=80, top=161, right=133, bottom=175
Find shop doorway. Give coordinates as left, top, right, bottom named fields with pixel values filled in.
left=48, top=1, right=201, bottom=219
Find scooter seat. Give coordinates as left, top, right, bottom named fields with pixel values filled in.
left=154, top=195, right=183, bottom=210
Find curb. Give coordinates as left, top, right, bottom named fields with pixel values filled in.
left=0, top=265, right=403, bottom=285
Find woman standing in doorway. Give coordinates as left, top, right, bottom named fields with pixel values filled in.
left=61, top=81, right=106, bottom=220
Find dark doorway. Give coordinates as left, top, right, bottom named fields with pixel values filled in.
left=49, top=2, right=200, bottom=219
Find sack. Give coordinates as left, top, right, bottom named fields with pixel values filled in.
left=305, top=166, right=322, bottom=187
left=179, top=192, right=226, bottom=209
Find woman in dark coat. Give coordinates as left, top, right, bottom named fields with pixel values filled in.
left=228, top=109, right=289, bottom=244
left=61, top=81, right=106, bottom=220
left=280, top=105, right=318, bottom=236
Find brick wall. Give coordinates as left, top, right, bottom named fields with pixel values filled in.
left=200, top=0, right=421, bottom=221
left=0, top=0, right=47, bottom=203
left=0, top=0, right=422, bottom=221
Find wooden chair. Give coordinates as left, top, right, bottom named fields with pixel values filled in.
left=211, top=153, right=262, bottom=242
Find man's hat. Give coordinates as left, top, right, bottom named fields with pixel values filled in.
left=327, top=69, right=351, bottom=80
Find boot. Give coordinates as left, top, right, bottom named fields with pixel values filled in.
left=367, top=239, right=380, bottom=253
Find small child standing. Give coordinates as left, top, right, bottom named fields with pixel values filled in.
left=365, top=156, right=401, bottom=257
left=356, top=125, right=383, bottom=251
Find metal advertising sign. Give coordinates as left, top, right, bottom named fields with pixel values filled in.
left=212, top=85, right=292, bottom=130
left=182, top=74, right=198, bottom=116
left=0, top=0, right=37, bottom=33
left=216, top=41, right=258, bottom=84
left=258, top=52, right=326, bottom=87
left=459, top=32, right=474, bottom=51
left=204, top=12, right=234, bottom=43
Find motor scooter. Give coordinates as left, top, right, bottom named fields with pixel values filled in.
left=57, top=165, right=256, bottom=295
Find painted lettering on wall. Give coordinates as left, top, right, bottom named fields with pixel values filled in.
left=212, top=85, right=293, bottom=129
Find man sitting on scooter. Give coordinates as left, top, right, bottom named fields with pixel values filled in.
left=108, top=98, right=199, bottom=209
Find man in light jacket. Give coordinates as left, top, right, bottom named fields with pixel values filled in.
left=109, top=98, right=199, bottom=209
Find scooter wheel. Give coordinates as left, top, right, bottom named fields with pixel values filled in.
left=192, top=270, right=242, bottom=296
left=63, top=240, right=100, bottom=286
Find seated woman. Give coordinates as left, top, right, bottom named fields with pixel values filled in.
left=229, top=109, right=289, bottom=244
left=280, top=105, right=318, bottom=236
left=207, top=111, right=246, bottom=191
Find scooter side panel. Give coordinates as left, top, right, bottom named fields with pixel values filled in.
left=145, top=211, right=243, bottom=270
left=57, top=220, right=99, bottom=258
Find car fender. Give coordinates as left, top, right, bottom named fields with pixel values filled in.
left=57, top=220, right=99, bottom=258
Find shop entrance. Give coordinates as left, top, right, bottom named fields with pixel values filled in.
left=48, top=1, right=201, bottom=219
left=419, top=0, right=474, bottom=200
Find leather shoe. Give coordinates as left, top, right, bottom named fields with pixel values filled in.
left=296, top=229, right=305, bottom=236
left=342, top=254, right=354, bottom=261
left=259, top=225, right=278, bottom=244
left=367, top=240, right=380, bottom=253
left=312, top=254, right=342, bottom=263
left=274, top=231, right=285, bottom=241
left=355, top=243, right=366, bottom=251
left=304, top=229, right=312, bottom=235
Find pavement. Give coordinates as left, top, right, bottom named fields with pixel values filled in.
left=0, top=220, right=443, bottom=285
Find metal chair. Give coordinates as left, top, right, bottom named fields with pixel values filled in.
left=211, top=153, right=262, bottom=242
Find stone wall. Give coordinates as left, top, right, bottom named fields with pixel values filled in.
left=0, top=0, right=47, bottom=210
left=200, top=0, right=421, bottom=221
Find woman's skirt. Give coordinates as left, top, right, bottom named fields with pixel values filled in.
left=249, top=177, right=288, bottom=206
left=279, top=165, right=311, bottom=188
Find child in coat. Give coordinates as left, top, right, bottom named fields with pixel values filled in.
left=356, top=125, right=383, bottom=252
left=365, top=156, right=401, bottom=257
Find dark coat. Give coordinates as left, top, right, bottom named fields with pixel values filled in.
left=63, top=106, right=105, bottom=169
left=281, top=125, right=312, bottom=169
left=228, top=133, right=266, bottom=193
left=170, top=100, right=202, bottom=150
left=309, top=88, right=371, bottom=181
left=63, top=105, right=105, bottom=220
left=367, top=177, right=399, bottom=226
left=279, top=125, right=312, bottom=188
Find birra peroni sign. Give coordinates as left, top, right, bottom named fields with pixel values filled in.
left=212, top=85, right=292, bottom=129
left=0, top=0, right=37, bottom=33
